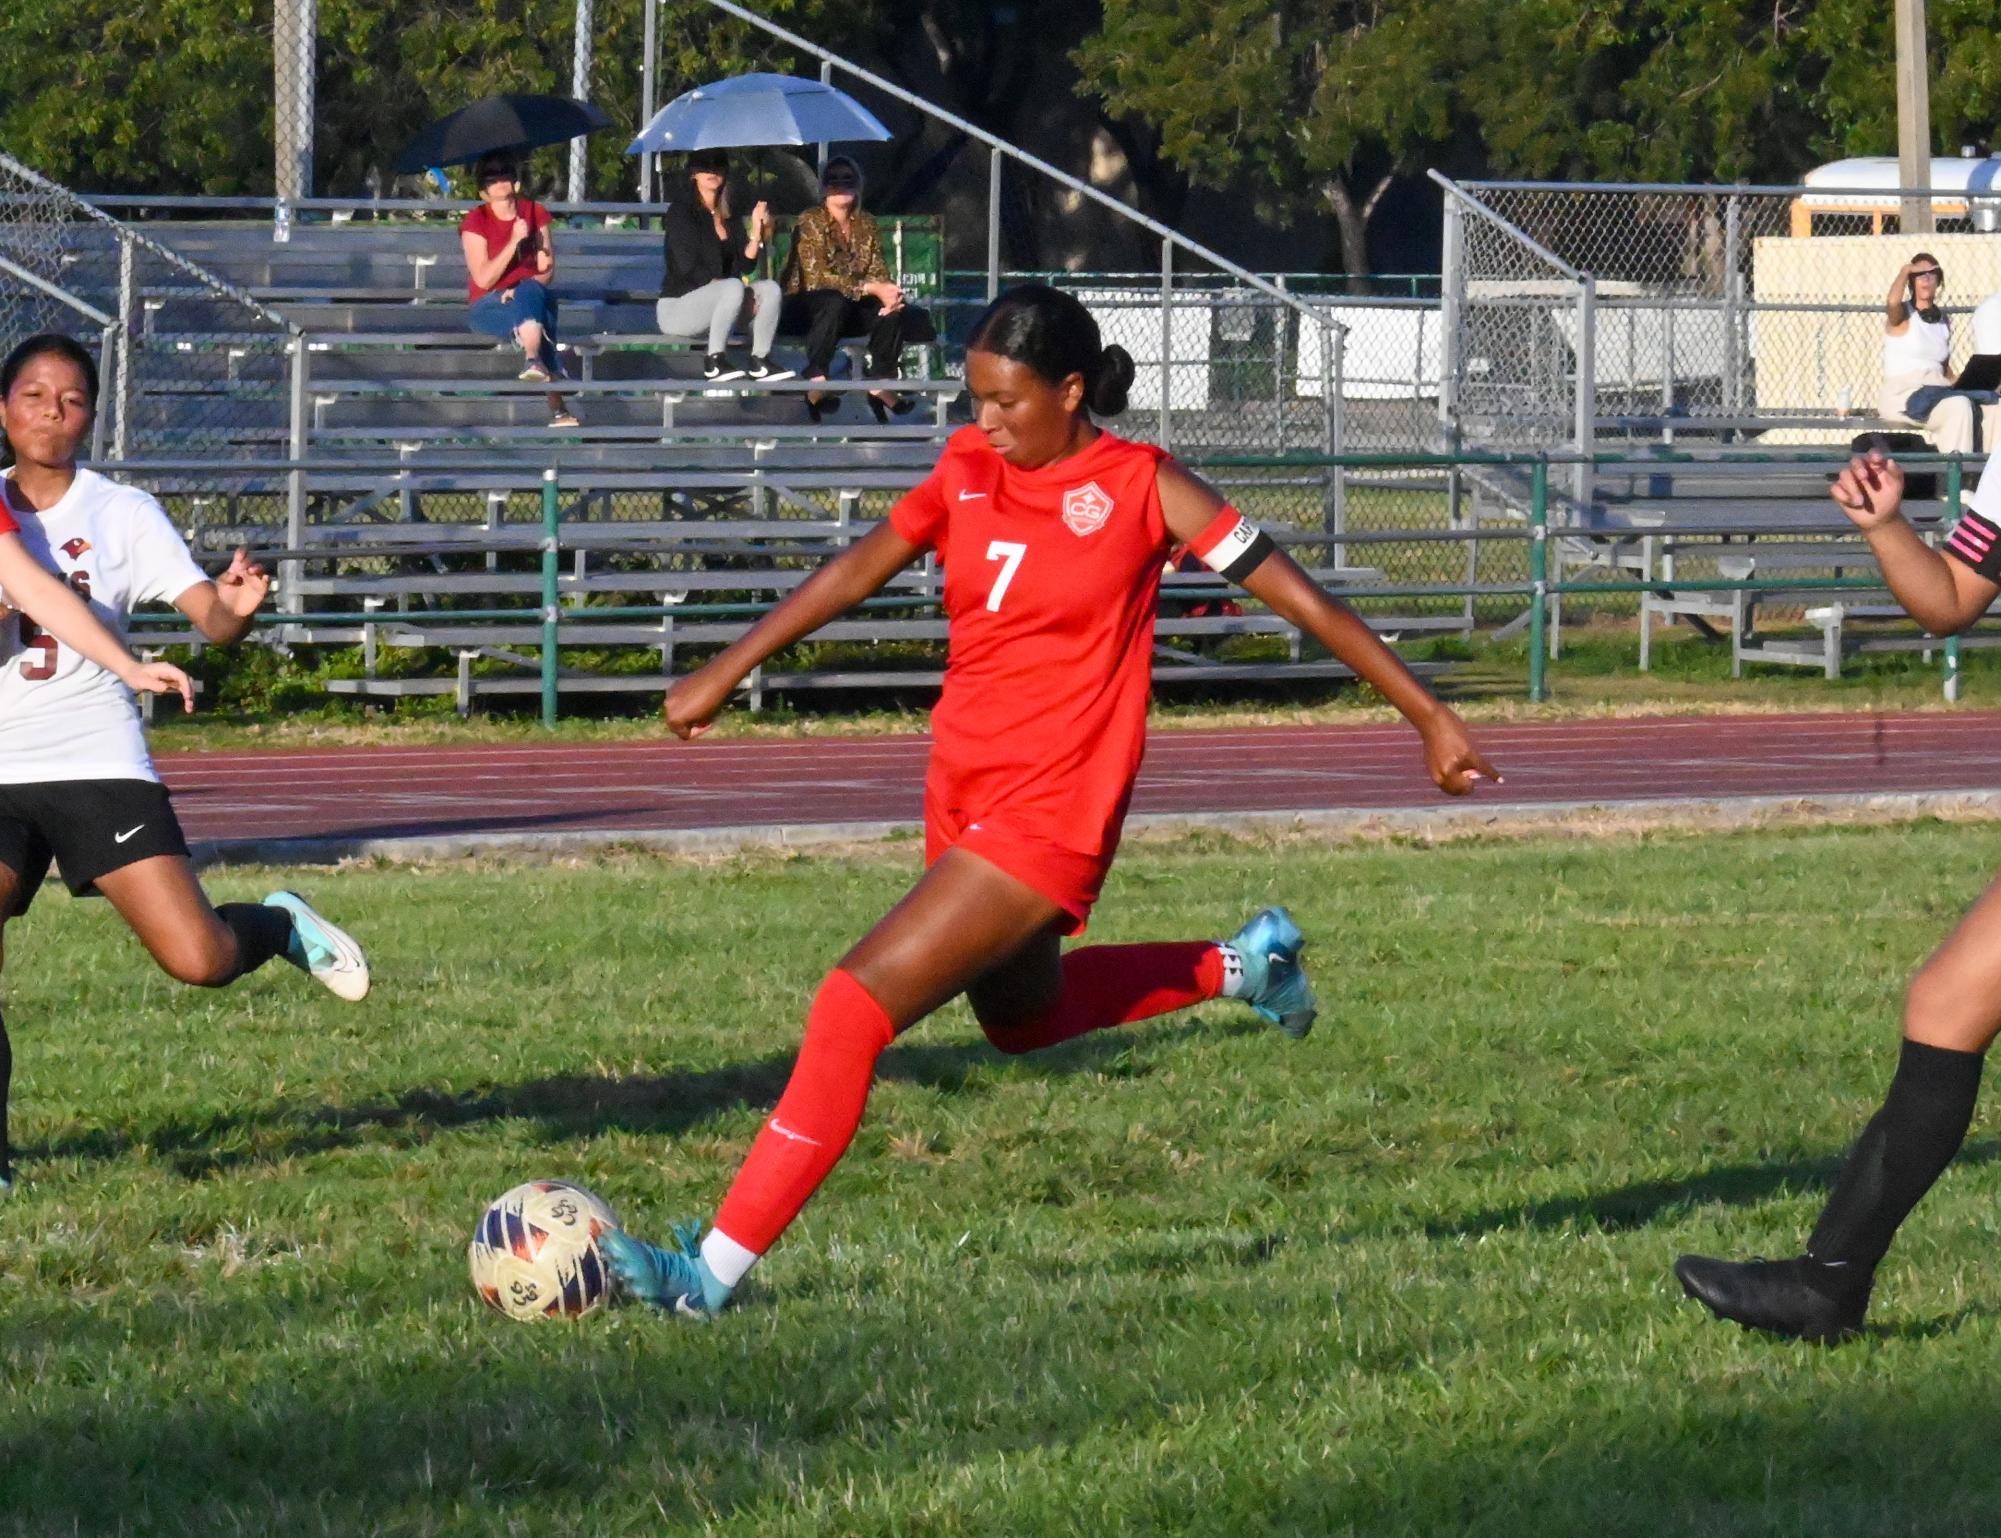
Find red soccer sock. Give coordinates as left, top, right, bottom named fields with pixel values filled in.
left=712, top=967, right=897, bottom=1261
left=982, top=941, right=1224, bottom=1055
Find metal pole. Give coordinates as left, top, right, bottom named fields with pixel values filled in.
left=986, top=147, right=1002, bottom=301
left=89, top=328, right=114, bottom=461
left=569, top=0, right=595, bottom=204
left=639, top=0, right=658, bottom=204
left=541, top=467, right=561, bottom=728
left=1529, top=458, right=1548, bottom=702
left=273, top=0, right=316, bottom=239
left=1327, top=320, right=1347, bottom=566
left=1573, top=275, right=1595, bottom=513
left=113, top=239, right=135, bottom=460
left=284, top=336, right=310, bottom=635
left=818, top=60, right=833, bottom=176
left=1946, top=453, right=1963, bottom=702
left=1438, top=191, right=1465, bottom=526
left=1158, top=239, right=1172, bottom=448
left=1723, top=194, right=1742, bottom=414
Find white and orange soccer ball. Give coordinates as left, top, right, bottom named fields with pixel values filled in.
left=467, top=1180, right=621, bottom=1320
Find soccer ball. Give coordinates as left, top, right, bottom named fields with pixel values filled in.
left=468, top=1179, right=621, bottom=1320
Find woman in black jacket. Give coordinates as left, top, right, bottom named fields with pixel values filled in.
left=657, top=150, right=789, bottom=383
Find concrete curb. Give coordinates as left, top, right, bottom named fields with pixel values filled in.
left=190, top=788, right=2001, bottom=867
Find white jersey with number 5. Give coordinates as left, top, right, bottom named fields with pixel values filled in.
left=0, top=468, right=207, bottom=785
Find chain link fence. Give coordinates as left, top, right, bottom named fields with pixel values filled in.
left=1444, top=177, right=2001, bottom=451
left=0, top=151, right=299, bottom=467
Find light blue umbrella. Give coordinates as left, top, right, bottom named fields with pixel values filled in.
left=625, top=72, right=892, bottom=154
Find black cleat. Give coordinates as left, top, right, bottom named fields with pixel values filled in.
left=1673, top=1253, right=1870, bottom=1343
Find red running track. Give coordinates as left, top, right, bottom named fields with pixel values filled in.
left=156, top=712, right=2001, bottom=849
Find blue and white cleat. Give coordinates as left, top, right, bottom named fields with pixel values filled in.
left=602, top=1220, right=732, bottom=1318
left=263, top=890, right=370, bottom=1002
left=1228, top=906, right=1318, bottom=1039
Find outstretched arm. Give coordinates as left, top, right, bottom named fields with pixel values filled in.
left=1157, top=463, right=1498, bottom=795
left=664, top=521, right=927, bottom=738
left=0, top=536, right=193, bottom=710
left=173, top=548, right=269, bottom=645
left=1831, top=452, right=1999, bottom=634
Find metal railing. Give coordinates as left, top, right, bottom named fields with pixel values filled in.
left=102, top=445, right=1981, bottom=722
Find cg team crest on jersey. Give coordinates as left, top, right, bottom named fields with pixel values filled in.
left=60, top=538, right=91, bottom=559
left=1061, top=481, right=1114, bottom=536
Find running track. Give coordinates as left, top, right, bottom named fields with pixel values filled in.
left=156, top=712, right=2001, bottom=851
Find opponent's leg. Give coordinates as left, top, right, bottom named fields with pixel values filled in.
left=0, top=894, right=12, bottom=1195
left=94, top=857, right=368, bottom=998
left=604, top=848, right=1065, bottom=1315
left=1677, top=867, right=2001, bottom=1341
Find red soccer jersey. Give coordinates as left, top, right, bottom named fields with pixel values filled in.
left=890, top=425, right=1173, bottom=863
left=460, top=199, right=551, bottom=300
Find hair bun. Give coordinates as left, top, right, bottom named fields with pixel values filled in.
left=1089, top=344, right=1135, bottom=418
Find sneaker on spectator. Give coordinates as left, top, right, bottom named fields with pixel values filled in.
left=746, top=356, right=795, bottom=382
left=549, top=409, right=582, bottom=429
left=705, top=353, right=747, bottom=383
left=518, top=360, right=552, bottom=383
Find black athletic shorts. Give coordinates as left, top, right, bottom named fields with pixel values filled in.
left=0, top=778, right=191, bottom=916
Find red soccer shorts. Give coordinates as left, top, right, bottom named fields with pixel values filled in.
left=922, top=784, right=1120, bottom=935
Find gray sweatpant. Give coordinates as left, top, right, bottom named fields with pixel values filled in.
left=656, top=277, right=782, bottom=355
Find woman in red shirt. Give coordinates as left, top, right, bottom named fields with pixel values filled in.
left=458, top=154, right=578, bottom=429
left=606, top=284, right=1499, bottom=1315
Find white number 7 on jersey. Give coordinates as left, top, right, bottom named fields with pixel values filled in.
left=984, top=540, right=1026, bottom=612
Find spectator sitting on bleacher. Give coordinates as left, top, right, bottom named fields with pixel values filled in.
left=459, top=153, right=579, bottom=429
left=779, top=155, right=936, bottom=424
left=658, top=150, right=790, bottom=384
left=1879, top=253, right=1998, bottom=457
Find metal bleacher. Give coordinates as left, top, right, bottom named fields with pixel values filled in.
left=70, top=214, right=1415, bottom=711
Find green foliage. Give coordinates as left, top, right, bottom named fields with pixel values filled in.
left=1078, top=0, right=2001, bottom=267
left=6, top=828, right=2001, bottom=1532
left=0, top=0, right=871, bottom=197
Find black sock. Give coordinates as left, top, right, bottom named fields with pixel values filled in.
left=216, top=903, right=295, bottom=982
left=0, top=1006, right=10, bottom=1183
left=1805, top=1038, right=1984, bottom=1287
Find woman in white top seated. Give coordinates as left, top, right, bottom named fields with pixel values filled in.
left=1879, top=254, right=2000, bottom=455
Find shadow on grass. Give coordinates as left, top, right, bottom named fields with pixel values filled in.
left=19, top=1014, right=1251, bottom=1180
left=1407, top=1139, right=2001, bottom=1241
left=8, top=1270, right=2001, bottom=1536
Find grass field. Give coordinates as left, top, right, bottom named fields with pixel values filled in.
left=4, top=826, right=2001, bottom=1536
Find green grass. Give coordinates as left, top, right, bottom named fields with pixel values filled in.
left=4, top=826, right=2001, bottom=1535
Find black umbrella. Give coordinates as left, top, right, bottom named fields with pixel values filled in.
left=395, top=94, right=613, bottom=174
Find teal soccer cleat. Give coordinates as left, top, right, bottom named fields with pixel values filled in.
left=602, top=1220, right=732, bottom=1318
left=263, top=890, right=370, bottom=1002
left=1228, top=906, right=1318, bottom=1039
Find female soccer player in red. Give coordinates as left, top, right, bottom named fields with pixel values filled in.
left=1677, top=447, right=2001, bottom=1341
left=606, top=285, right=1499, bottom=1314
left=0, top=333, right=369, bottom=1196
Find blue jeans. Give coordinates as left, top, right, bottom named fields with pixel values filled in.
left=1901, top=384, right=2000, bottom=423
left=468, top=280, right=559, bottom=372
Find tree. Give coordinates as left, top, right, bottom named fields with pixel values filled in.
left=0, top=0, right=861, bottom=198
left=1073, top=0, right=1470, bottom=284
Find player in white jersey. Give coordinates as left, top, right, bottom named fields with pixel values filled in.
left=0, top=334, right=370, bottom=1196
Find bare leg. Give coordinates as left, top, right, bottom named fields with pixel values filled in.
left=93, top=856, right=290, bottom=987
left=0, top=868, right=18, bottom=1187
left=837, top=848, right=1067, bottom=1028
left=1902, top=868, right=2001, bottom=1050
left=1677, top=866, right=2001, bottom=1338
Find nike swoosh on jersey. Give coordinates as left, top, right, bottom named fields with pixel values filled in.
left=114, top=824, right=146, bottom=843
left=957, top=490, right=988, bottom=500
left=768, top=1117, right=824, bottom=1147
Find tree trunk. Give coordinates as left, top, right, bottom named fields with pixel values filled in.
left=1325, top=173, right=1395, bottom=295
